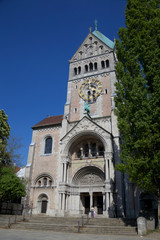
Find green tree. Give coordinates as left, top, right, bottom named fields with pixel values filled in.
left=0, top=110, right=11, bottom=166
left=115, top=0, right=160, bottom=218
left=0, top=167, right=26, bottom=202
left=7, top=135, right=25, bottom=167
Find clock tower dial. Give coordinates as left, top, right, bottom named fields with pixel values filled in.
left=79, top=79, right=103, bottom=103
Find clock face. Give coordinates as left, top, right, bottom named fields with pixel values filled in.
left=79, top=79, right=103, bottom=103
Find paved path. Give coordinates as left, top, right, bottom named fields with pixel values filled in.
left=0, top=229, right=156, bottom=240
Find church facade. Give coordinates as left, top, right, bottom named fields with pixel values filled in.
left=25, top=27, right=141, bottom=218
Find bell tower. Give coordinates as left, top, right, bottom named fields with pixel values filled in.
left=60, top=25, right=124, bottom=217
left=63, top=24, right=116, bottom=126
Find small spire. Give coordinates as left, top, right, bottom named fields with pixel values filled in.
left=89, top=27, right=92, bottom=32
left=95, top=19, right=98, bottom=31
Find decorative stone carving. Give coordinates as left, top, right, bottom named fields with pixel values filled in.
left=104, top=152, right=113, bottom=160
left=70, top=33, right=111, bottom=62
left=79, top=173, right=102, bottom=185
left=61, top=117, right=112, bottom=155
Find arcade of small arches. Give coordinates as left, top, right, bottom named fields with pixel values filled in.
left=71, top=139, right=105, bottom=160
left=73, top=59, right=109, bottom=76
left=34, top=174, right=54, bottom=188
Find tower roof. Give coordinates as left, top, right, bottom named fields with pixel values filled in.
left=92, top=30, right=115, bottom=49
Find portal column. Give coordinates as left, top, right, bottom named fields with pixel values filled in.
left=89, top=192, right=93, bottom=209
left=58, top=194, right=61, bottom=210
left=106, top=192, right=109, bottom=217
left=88, top=141, right=92, bottom=158
left=63, top=193, right=66, bottom=210
left=61, top=193, right=65, bottom=211
left=64, top=163, right=67, bottom=182
left=105, top=158, right=109, bottom=180
left=103, top=192, right=106, bottom=211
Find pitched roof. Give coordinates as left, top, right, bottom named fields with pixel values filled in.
left=92, top=30, right=115, bottom=49
left=32, top=115, right=63, bottom=129
left=15, top=166, right=21, bottom=173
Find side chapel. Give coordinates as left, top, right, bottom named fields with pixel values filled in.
left=25, top=25, right=144, bottom=218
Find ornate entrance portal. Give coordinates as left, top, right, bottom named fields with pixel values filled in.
left=80, top=192, right=103, bottom=215
left=72, top=166, right=105, bottom=215
left=59, top=130, right=115, bottom=217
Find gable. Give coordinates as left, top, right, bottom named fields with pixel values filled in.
left=70, top=31, right=114, bottom=62
left=61, top=116, right=112, bottom=144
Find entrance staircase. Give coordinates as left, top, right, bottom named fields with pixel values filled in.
left=8, top=215, right=138, bottom=235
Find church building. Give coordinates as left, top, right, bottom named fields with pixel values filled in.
left=25, top=25, right=141, bottom=218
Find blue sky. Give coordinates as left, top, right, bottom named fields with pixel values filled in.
left=0, top=0, right=126, bottom=166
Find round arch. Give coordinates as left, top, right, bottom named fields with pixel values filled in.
left=72, top=165, right=104, bottom=186
left=38, top=193, right=48, bottom=214
left=34, top=172, right=55, bottom=185
left=40, top=134, right=54, bottom=155
left=63, top=130, right=110, bottom=156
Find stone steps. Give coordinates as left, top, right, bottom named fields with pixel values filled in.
left=26, top=216, right=81, bottom=224
left=11, top=222, right=78, bottom=233
left=88, top=217, right=137, bottom=227
left=81, top=225, right=137, bottom=235
left=0, top=215, right=22, bottom=228
left=10, top=215, right=137, bottom=235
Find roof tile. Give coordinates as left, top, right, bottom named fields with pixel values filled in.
left=32, top=115, right=63, bottom=129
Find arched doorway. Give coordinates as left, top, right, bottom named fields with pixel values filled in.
left=72, top=166, right=105, bottom=215
left=61, top=130, right=114, bottom=216
left=38, top=194, right=48, bottom=214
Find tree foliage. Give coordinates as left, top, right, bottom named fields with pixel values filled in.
left=0, top=110, right=11, bottom=166
left=115, top=0, right=160, bottom=196
left=0, top=110, right=26, bottom=202
left=7, top=135, right=25, bottom=167
left=0, top=167, right=26, bottom=202
left=0, top=110, right=24, bottom=167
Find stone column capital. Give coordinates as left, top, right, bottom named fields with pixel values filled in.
left=104, top=152, right=113, bottom=160
left=61, top=155, right=71, bottom=163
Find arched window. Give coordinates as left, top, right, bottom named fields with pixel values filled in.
left=43, top=177, right=47, bottom=187
left=89, top=62, right=93, bottom=71
left=74, top=67, right=77, bottom=75
left=38, top=181, right=41, bottom=187
left=85, top=65, right=88, bottom=72
left=99, top=146, right=104, bottom=156
left=70, top=138, right=105, bottom=161
left=91, top=143, right=97, bottom=157
left=94, top=62, right=97, bottom=70
left=49, top=180, right=52, bottom=187
left=35, top=174, right=54, bottom=188
left=74, top=108, right=78, bottom=113
left=101, top=61, right=105, bottom=69
left=78, top=66, right=81, bottom=74
left=44, top=137, right=52, bottom=154
left=106, top=60, right=109, bottom=68
left=84, top=144, right=89, bottom=157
